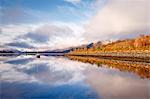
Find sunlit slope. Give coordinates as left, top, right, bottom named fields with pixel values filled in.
left=70, top=35, right=150, bottom=54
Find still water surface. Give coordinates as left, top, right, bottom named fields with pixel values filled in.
left=0, top=55, right=149, bottom=99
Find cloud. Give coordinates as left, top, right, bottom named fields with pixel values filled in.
left=25, top=32, right=50, bottom=43
left=64, top=0, right=81, bottom=4
left=22, top=24, right=75, bottom=44
left=1, top=0, right=110, bottom=51
left=0, top=24, right=41, bottom=48
left=6, top=42, right=34, bottom=49
left=0, top=28, right=2, bottom=34
left=85, top=0, right=150, bottom=42
left=1, top=0, right=99, bottom=25
left=5, top=23, right=86, bottom=50
left=1, top=22, right=87, bottom=50
left=1, top=24, right=32, bottom=34
left=60, top=0, right=107, bottom=22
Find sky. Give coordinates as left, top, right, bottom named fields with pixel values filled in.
left=0, top=0, right=150, bottom=51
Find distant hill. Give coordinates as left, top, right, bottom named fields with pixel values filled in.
left=1, top=34, right=149, bottom=55
left=0, top=48, right=21, bottom=53
left=70, top=34, right=150, bottom=54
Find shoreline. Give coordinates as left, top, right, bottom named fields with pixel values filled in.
left=66, top=52, right=150, bottom=63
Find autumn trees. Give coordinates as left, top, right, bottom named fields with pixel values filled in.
left=70, top=34, right=150, bottom=54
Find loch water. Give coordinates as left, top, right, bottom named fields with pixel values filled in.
left=0, top=55, right=149, bottom=99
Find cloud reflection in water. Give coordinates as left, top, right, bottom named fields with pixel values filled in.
left=0, top=56, right=149, bottom=99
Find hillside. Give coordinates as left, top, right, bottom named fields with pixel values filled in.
left=70, top=34, right=150, bottom=54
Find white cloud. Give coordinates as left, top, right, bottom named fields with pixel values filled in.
left=64, top=0, right=81, bottom=4
left=0, top=24, right=41, bottom=45
left=27, top=23, right=87, bottom=50
left=85, top=0, right=150, bottom=42
left=1, top=22, right=87, bottom=50
left=2, top=25, right=30, bottom=34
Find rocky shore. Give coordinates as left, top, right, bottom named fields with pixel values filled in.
left=66, top=51, right=150, bottom=63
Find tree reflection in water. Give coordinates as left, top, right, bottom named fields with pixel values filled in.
left=67, top=56, right=150, bottom=79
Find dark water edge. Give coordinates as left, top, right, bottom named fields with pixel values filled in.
left=66, top=53, right=150, bottom=63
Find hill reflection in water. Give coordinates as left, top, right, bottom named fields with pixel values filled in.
left=67, top=56, right=150, bottom=79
